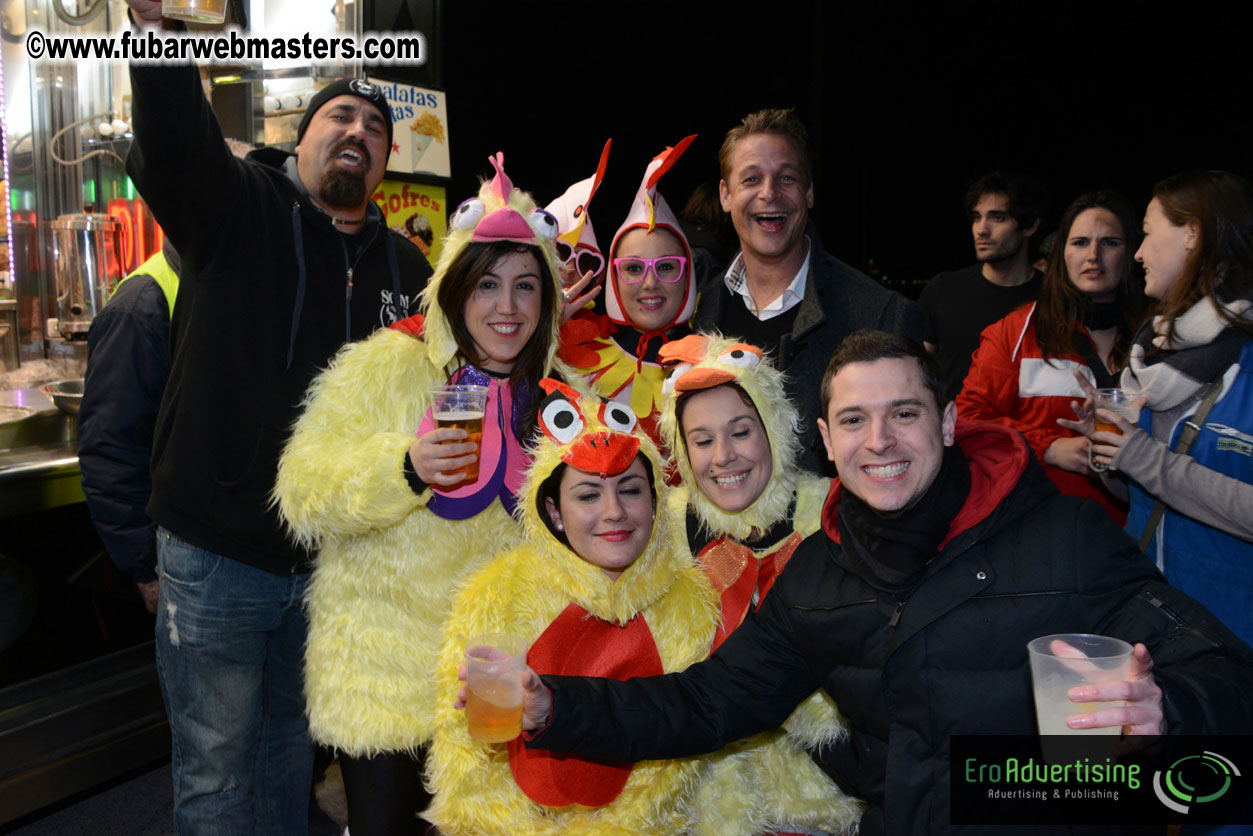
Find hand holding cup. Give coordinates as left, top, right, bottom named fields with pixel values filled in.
left=462, top=634, right=529, bottom=743
left=455, top=662, right=552, bottom=734
left=1089, top=390, right=1145, bottom=472
left=409, top=428, right=478, bottom=486
left=1027, top=633, right=1133, bottom=736
left=423, top=385, right=488, bottom=488
left=1063, top=642, right=1164, bottom=736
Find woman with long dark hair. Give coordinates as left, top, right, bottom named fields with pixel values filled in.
left=958, top=190, right=1146, bottom=521
left=1088, top=170, right=1253, bottom=646
left=276, top=154, right=567, bottom=836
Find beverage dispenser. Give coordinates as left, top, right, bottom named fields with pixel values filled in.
left=50, top=213, right=124, bottom=340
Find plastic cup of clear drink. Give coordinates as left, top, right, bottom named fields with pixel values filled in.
left=430, top=385, right=488, bottom=485
left=161, top=0, right=227, bottom=24
left=1027, top=633, right=1132, bottom=737
left=464, top=633, right=528, bottom=743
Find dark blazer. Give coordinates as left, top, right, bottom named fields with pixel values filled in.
left=693, top=224, right=925, bottom=474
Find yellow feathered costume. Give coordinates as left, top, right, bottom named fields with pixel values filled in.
left=426, top=381, right=720, bottom=836
left=274, top=153, right=569, bottom=755
left=658, top=333, right=863, bottom=836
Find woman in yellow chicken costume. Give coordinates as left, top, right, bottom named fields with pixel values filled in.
left=275, top=153, right=569, bottom=835
left=426, top=379, right=720, bottom=836
left=657, top=333, right=862, bottom=836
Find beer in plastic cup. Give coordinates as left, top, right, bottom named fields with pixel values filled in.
left=464, top=633, right=527, bottom=743
left=430, top=385, right=488, bottom=485
left=1027, top=633, right=1132, bottom=737
left=1093, top=388, right=1141, bottom=436
left=161, top=0, right=227, bottom=24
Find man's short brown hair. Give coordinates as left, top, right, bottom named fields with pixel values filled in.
left=718, top=107, right=812, bottom=185
left=820, top=330, right=946, bottom=421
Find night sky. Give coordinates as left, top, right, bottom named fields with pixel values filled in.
left=389, top=0, right=1251, bottom=295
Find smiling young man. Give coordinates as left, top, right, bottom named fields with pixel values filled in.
left=515, top=330, right=1253, bottom=835
left=122, top=3, right=431, bottom=833
left=919, top=171, right=1049, bottom=401
left=693, top=108, right=924, bottom=474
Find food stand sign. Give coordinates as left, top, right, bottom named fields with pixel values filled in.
left=370, top=78, right=450, bottom=179
left=371, top=180, right=446, bottom=263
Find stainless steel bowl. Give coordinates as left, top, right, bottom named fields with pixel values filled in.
left=40, top=378, right=85, bottom=416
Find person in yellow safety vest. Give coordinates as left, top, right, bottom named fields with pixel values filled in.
left=79, top=240, right=179, bottom=613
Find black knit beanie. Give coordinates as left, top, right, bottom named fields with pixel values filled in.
left=296, top=78, right=393, bottom=148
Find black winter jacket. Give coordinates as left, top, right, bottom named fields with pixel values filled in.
left=693, top=225, right=925, bottom=473
left=533, top=422, right=1253, bottom=835
left=126, top=64, right=430, bottom=574
left=79, top=242, right=180, bottom=583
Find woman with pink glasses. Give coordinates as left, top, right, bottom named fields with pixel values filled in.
left=558, top=137, right=699, bottom=452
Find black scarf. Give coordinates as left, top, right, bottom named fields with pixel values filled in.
left=1083, top=300, right=1122, bottom=331
left=837, top=445, right=971, bottom=592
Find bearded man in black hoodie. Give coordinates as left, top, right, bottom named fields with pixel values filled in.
left=510, top=330, right=1253, bottom=836
left=123, top=3, right=431, bottom=833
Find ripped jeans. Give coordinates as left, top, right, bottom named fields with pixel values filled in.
left=155, top=528, right=313, bottom=835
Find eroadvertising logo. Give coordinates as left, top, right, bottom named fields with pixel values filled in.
left=1152, top=750, right=1241, bottom=815
left=950, top=736, right=1252, bottom=827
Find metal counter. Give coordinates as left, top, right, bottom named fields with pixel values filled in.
left=0, top=388, right=83, bottom=517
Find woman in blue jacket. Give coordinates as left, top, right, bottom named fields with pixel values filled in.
left=1090, top=170, right=1253, bottom=647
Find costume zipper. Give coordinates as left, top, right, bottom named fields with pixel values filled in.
left=888, top=600, right=905, bottom=628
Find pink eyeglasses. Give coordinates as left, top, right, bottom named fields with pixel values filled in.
left=613, top=256, right=688, bottom=284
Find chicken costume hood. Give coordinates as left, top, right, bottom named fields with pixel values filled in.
left=659, top=333, right=804, bottom=541
left=604, top=135, right=698, bottom=329
left=415, top=151, right=563, bottom=372
left=556, top=138, right=699, bottom=451
left=545, top=139, right=611, bottom=285
left=427, top=382, right=723, bottom=836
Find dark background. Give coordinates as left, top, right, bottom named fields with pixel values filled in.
left=420, top=1, right=1251, bottom=296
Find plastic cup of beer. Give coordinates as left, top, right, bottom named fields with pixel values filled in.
left=1089, top=388, right=1140, bottom=472
left=464, top=633, right=528, bottom=743
left=1093, top=388, right=1141, bottom=435
left=430, top=385, right=488, bottom=485
left=1027, top=633, right=1132, bottom=737
left=161, top=0, right=227, bottom=24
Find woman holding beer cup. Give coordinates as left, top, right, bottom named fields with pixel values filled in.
left=425, top=380, right=722, bottom=836
left=958, top=190, right=1146, bottom=522
left=1086, top=170, right=1253, bottom=647
left=276, top=154, right=570, bottom=836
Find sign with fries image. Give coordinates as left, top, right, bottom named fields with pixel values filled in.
left=370, top=77, right=451, bottom=178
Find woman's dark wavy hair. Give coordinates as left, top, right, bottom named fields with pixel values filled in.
left=1036, top=190, right=1146, bottom=373
left=1150, top=170, right=1253, bottom=343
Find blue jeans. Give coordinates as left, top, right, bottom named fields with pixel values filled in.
left=155, top=528, right=313, bottom=835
